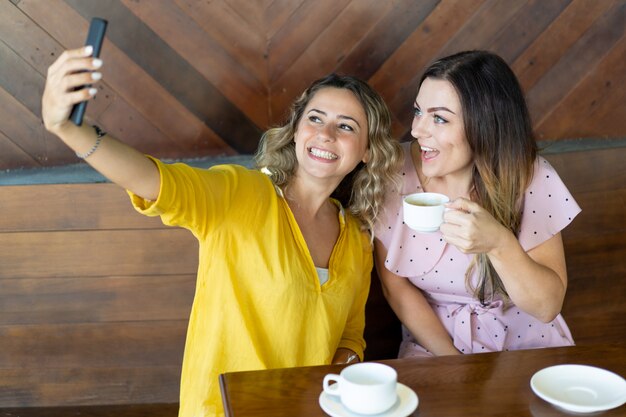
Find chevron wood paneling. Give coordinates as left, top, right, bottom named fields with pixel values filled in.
left=0, top=0, right=624, bottom=171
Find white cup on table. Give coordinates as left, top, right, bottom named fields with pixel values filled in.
left=403, top=192, right=450, bottom=233
left=322, top=362, right=398, bottom=415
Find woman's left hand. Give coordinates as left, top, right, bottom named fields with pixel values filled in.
left=439, top=198, right=509, bottom=254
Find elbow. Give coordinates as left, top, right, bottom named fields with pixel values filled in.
left=534, top=298, right=564, bottom=323
left=537, top=309, right=560, bottom=324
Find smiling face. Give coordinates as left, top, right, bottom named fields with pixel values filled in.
left=412, top=77, right=473, bottom=188
left=293, top=87, right=370, bottom=185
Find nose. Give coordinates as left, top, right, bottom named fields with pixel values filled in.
left=318, top=123, right=336, bottom=142
left=411, top=113, right=430, bottom=140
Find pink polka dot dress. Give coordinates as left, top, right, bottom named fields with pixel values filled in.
left=375, top=142, right=582, bottom=357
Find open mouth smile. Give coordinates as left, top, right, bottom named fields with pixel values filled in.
left=309, top=147, right=338, bottom=160
left=420, top=145, right=440, bottom=160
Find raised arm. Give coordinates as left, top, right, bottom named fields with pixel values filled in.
left=374, top=239, right=461, bottom=356
left=42, top=46, right=160, bottom=201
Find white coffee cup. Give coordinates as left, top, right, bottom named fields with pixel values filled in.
left=322, top=362, right=398, bottom=415
left=403, top=192, right=450, bottom=232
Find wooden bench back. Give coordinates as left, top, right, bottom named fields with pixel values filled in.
left=0, top=146, right=624, bottom=407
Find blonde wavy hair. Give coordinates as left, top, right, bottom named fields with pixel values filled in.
left=420, top=51, right=537, bottom=304
left=254, top=73, right=402, bottom=233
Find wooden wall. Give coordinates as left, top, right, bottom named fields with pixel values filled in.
left=0, top=145, right=625, bottom=407
left=0, top=184, right=196, bottom=406
left=0, top=0, right=624, bottom=171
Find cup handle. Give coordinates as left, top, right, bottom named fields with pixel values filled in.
left=323, top=374, right=341, bottom=397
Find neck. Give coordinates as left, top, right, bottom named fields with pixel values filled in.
left=283, top=176, right=338, bottom=219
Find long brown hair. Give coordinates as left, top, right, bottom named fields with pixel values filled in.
left=254, top=73, right=402, bottom=233
left=420, top=50, right=537, bottom=303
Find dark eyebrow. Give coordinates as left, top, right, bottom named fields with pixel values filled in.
left=413, top=102, right=456, bottom=115
left=428, top=106, right=456, bottom=114
left=308, top=108, right=362, bottom=128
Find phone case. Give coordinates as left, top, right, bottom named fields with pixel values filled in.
left=69, top=18, right=108, bottom=126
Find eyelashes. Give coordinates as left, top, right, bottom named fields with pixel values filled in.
left=413, top=107, right=448, bottom=124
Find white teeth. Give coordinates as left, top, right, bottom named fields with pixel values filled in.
left=421, top=146, right=437, bottom=152
left=309, top=147, right=338, bottom=160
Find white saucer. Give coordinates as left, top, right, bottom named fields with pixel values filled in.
left=531, top=364, right=626, bottom=413
left=318, top=382, right=418, bottom=417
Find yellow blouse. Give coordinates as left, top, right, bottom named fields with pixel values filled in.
left=130, top=160, right=372, bottom=417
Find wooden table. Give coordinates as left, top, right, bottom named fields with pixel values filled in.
left=220, top=344, right=626, bottom=417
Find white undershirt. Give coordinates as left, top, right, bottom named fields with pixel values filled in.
left=316, top=267, right=329, bottom=286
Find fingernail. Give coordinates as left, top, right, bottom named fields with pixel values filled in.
left=92, top=58, right=103, bottom=68
left=84, top=45, right=93, bottom=55
left=91, top=72, right=102, bottom=80
left=88, top=88, right=98, bottom=95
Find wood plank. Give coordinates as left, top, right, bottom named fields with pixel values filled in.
left=0, top=126, right=40, bottom=169
left=269, top=0, right=391, bottom=119
left=436, top=0, right=528, bottom=56
left=16, top=0, right=235, bottom=156
left=264, top=0, right=306, bottom=39
left=0, top=183, right=165, bottom=232
left=512, top=0, right=616, bottom=91
left=536, top=36, right=626, bottom=139
left=173, top=0, right=267, bottom=85
left=62, top=0, right=262, bottom=153
left=563, top=188, right=626, bottom=238
left=578, top=75, right=626, bottom=139
left=0, top=1, right=64, bottom=75
left=562, top=260, right=626, bottom=345
left=370, top=0, right=485, bottom=137
left=0, top=229, right=198, bottom=279
left=486, top=0, right=571, bottom=63
left=0, top=0, right=117, bottom=121
left=543, top=146, right=626, bottom=194
left=267, top=0, right=351, bottom=83
left=223, top=0, right=274, bottom=32
left=0, top=274, right=194, bottom=325
left=526, top=2, right=624, bottom=128
left=0, top=84, right=76, bottom=167
left=336, top=0, right=440, bottom=80
left=0, top=38, right=45, bottom=126
left=0, top=367, right=181, bottom=406
left=563, top=231, right=626, bottom=275
left=0, top=322, right=187, bottom=368
left=96, top=90, right=187, bottom=156
left=119, top=0, right=269, bottom=128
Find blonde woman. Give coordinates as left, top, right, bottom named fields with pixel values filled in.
left=42, top=46, right=401, bottom=417
left=374, top=50, right=581, bottom=357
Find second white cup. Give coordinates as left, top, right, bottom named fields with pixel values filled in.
left=322, top=362, right=398, bottom=415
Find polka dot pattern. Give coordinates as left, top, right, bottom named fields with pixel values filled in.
left=376, top=144, right=581, bottom=356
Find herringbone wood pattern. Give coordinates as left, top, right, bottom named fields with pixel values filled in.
left=1, top=0, right=624, bottom=170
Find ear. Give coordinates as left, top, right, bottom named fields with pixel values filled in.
left=362, top=148, right=370, bottom=164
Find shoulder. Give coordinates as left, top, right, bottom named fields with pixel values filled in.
left=518, top=156, right=581, bottom=250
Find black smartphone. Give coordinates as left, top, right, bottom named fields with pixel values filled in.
left=69, top=17, right=108, bottom=126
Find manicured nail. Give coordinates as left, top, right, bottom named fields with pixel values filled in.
left=84, top=45, right=93, bottom=55
left=92, top=58, right=103, bottom=68
left=88, top=88, right=98, bottom=95
left=91, top=72, right=102, bottom=80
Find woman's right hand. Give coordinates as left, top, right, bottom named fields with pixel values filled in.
left=41, top=47, right=161, bottom=201
left=42, top=46, right=102, bottom=133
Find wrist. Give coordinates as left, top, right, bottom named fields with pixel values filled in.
left=487, top=226, right=517, bottom=259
